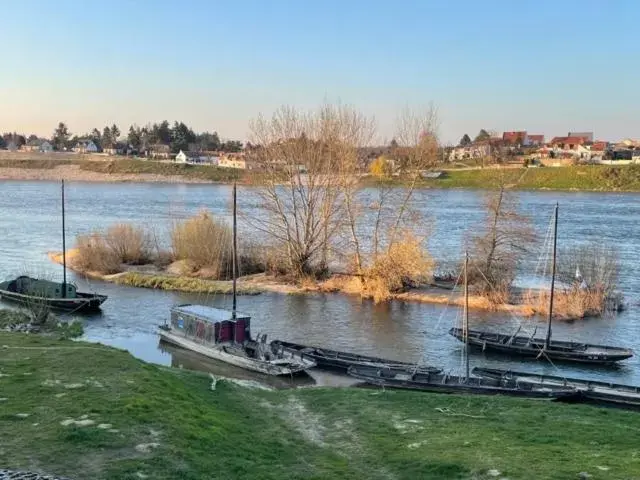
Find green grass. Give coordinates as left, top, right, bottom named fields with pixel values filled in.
left=113, top=272, right=260, bottom=294
left=78, top=158, right=245, bottom=182
left=366, top=165, right=640, bottom=191
left=1, top=332, right=639, bottom=479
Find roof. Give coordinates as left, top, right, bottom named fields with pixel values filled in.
left=26, top=138, right=44, bottom=147
left=550, top=136, right=585, bottom=145
left=171, top=304, right=251, bottom=322
left=527, top=134, right=544, bottom=141
left=503, top=131, right=527, bottom=142
left=151, top=144, right=170, bottom=151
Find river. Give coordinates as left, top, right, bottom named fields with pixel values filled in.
left=1, top=181, right=639, bottom=386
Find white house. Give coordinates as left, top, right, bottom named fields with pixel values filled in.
left=40, top=140, right=53, bottom=153
left=449, top=143, right=491, bottom=161
left=175, top=150, right=190, bottom=163
left=22, top=139, right=53, bottom=153
left=74, top=140, right=98, bottom=153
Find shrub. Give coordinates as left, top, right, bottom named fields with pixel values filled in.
left=361, top=234, right=433, bottom=303
left=75, top=233, right=122, bottom=274
left=104, top=223, right=152, bottom=265
left=171, top=210, right=232, bottom=278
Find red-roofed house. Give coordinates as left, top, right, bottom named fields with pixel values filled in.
left=549, top=136, right=586, bottom=149
left=503, top=131, right=527, bottom=145
left=527, top=135, right=545, bottom=146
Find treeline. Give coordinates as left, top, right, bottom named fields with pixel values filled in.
left=2, top=121, right=244, bottom=154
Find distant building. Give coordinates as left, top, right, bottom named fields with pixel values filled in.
left=526, top=134, right=545, bottom=146
left=21, top=139, right=53, bottom=153
left=502, top=131, right=527, bottom=145
left=219, top=153, right=248, bottom=169
left=449, top=143, right=491, bottom=161
left=148, top=144, right=171, bottom=159
left=73, top=140, right=98, bottom=153
left=175, top=149, right=219, bottom=164
left=103, top=142, right=127, bottom=155
left=567, top=132, right=594, bottom=143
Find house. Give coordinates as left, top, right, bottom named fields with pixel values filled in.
left=103, top=142, right=127, bottom=156
left=148, top=144, right=171, bottom=159
left=567, top=132, right=594, bottom=143
left=503, top=131, right=527, bottom=146
left=547, top=136, right=592, bottom=160
left=73, top=140, right=98, bottom=154
left=21, top=139, right=53, bottom=153
left=449, top=142, right=492, bottom=161
left=526, top=135, right=545, bottom=146
left=219, top=153, right=248, bottom=169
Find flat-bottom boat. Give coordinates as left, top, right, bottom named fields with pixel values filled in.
left=271, top=339, right=441, bottom=374
left=473, top=367, right=640, bottom=408
left=158, top=304, right=315, bottom=376
left=347, top=365, right=579, bottom=400
left=0, top=276, right=107, bottom=313
left=449, top=328, right=634, bottom=365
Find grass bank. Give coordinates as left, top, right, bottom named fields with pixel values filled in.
left=1, top=332, right=638, bottom=479
left=366, top=164, right=640, bottom=191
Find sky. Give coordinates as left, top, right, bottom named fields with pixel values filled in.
left=1, top=0, right=638, bottom=144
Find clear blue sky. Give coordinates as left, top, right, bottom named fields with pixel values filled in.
left=1, top=0, right=638, bottom=144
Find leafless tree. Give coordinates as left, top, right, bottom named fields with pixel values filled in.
left=246, top=104, right=375, bottom=277
left=469, top=182, right=535, bottom=301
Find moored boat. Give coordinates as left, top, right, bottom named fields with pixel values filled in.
left=347, top=364, right=578, bottom=399
left=0, top=276, right=107, bottom=313
left=473, top=367, right=640, bottom=408
left=270, top=340, right=441, bottom=374
left=449, top=328, right=633, bottom=365
left=158, top=304, right=315, bottom=376
left=0, top=180, right=107, bottom=313
left=449, top=204, right=633, bottom=365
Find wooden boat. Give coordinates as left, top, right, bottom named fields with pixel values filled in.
left=157, top=184, right=315, bottom=376
left=449, top=328, right=633, bottom=365
left=348, top=254, right=578, bottom=400
left=473, top=367, right=640, bottom=408
left=347, top=365, right=578, bottom=399
left=0, top=180, right=107, bottom=313
left=449, top=204, right=633, bottom=365
left=270, top=339, right=441, bottom=374
left=0, top=276, right=107, bottom=313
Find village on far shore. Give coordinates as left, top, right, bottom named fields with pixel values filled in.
left=2, top=125, right=640, bottom=173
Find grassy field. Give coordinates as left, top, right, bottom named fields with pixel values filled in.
left=77, top=158, right=245, bottom=182
left=414, top=164, right=640, bottom=191
left=1, top=332, right=639, bottom=479
left=112, top=272, right=260, bottom=294
left=0, top=158, right=75, bottom=169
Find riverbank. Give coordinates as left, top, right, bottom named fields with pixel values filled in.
left=1, top=331, right=638, bottom=479
left=0, top=158, right=244, bottom=183
left=2, top=157, right=640, bottom=191
left=48, top=251, right=535, bottom=316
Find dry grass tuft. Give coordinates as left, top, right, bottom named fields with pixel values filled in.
left=171, top=210, right=232, bottom=277
left=361, top=234, right=433, bottom=303
left=103, top=223, right=152, bottom=265
left=74, top=233, right=122, bottom=274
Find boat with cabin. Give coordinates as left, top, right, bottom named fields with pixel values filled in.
left=270, top=339, right=441, bottom=374
left=157, top=183, right=316, bottom=376
left=347, top=253, right=578, bottom=400
left=473, top=367, right=640, bottom=408
left=449, top=204, right=633, bottom=365
left=0, top=180, right=107, bottom=313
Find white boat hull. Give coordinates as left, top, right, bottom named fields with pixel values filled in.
left=158, top=329, right=314, bottom=376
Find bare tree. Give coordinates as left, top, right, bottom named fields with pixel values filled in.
left=469, top=182, right=535, bottom=301
left=246, top=104, right=375, bottom=278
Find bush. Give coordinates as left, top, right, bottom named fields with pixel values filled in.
left=171, top=210, right=232, bottom=278
left=75, top=233, right=122, bottom=274
left=361, top=234, right=433, bottom=303
left=104, top=223, right=152, bottom=265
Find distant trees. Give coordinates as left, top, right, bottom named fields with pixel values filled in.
left=474, top=129, right=491, bottom=143
left=52, top=123, right=71, bottom=150
left=459, top=134, right=472, bottom=146
left=128, top=125, right=142, bottom=151
left=2, top=133, right=26, bottom=148
left=170, top=121, right=196, bottom=153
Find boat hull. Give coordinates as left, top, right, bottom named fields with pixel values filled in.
left=347, top=366, right=578, bottom=400
left=0, top=289, right=107, bottom=313
left=473, top=367, right=640, bottom=408
left=449, top=328, right=633, bottom=365
left=158, top=329, right=315, bottom=376
left=271, top=340, right=441, bottom=374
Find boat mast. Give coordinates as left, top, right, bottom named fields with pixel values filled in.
left=544, top=203, right=559, bottom=350
left=464, top=251, right=469, bottom=381
left=61, top=180, right=67, bottom=298
left=231, top=182, right=237, bottom=319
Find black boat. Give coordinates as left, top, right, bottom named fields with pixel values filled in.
left=0, top=180, right=107, bottom=313
left=270, top=340, right=441, bottom=374
left=347, top=365, right=578, bottom=399
left=449, top=204, right=633, bottom=365
left=348, top=253, right=578, bottom=401
left=473, top=367, right=640, bottom=408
